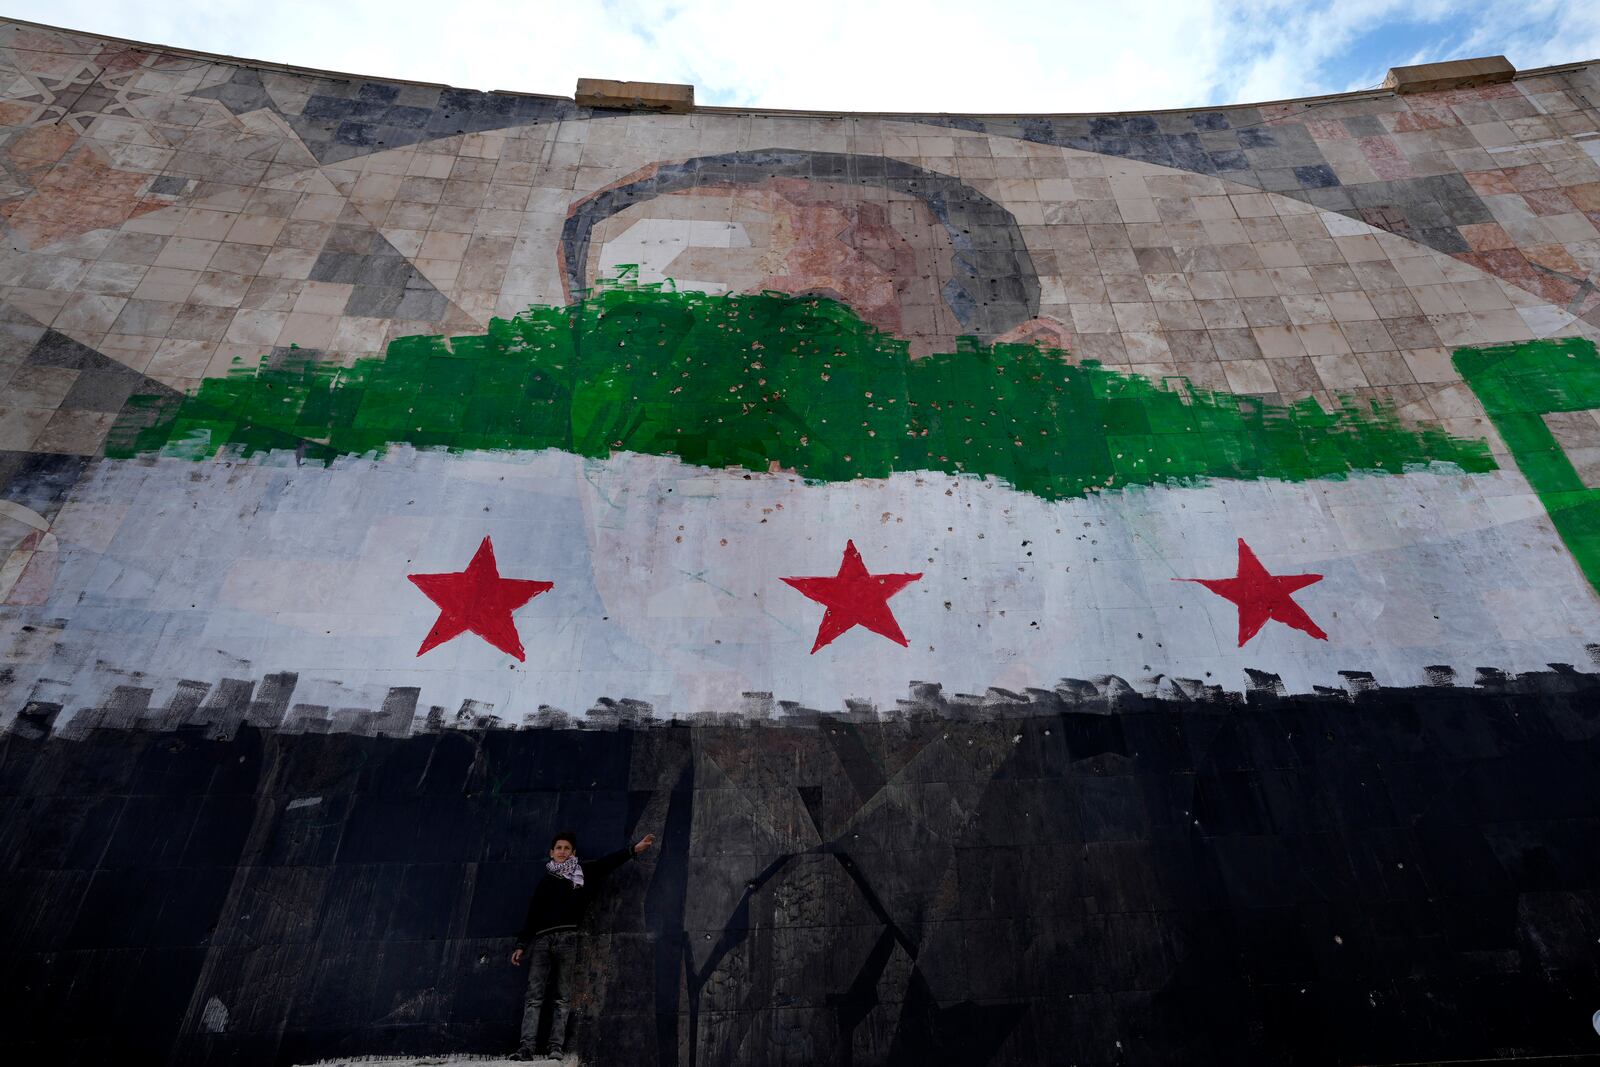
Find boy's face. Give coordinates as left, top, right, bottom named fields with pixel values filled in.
left=550, top=839, right=575, bottom=863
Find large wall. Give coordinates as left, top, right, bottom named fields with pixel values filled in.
left=2, top=18, right=1600, bottom=1065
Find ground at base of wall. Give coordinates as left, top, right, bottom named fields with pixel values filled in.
left=300, top=1056, right=580, bottom=1067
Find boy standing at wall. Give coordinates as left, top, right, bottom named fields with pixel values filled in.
left=508, top=830, right=655, bottom=1061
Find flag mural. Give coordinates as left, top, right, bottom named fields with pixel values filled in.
left=3, top=19, right=1600, bottom=1067
left=13, top=280, right=1598, bottom=721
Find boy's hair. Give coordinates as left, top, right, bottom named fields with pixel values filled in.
left=550, top=830, right=578, bottom=851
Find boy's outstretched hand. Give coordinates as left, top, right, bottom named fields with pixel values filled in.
left=633, top=833, right=656, bottom=854
left=510, top=948, right=523, bottom=966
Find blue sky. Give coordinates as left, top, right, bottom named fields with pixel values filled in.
left=8, top=0, right=1599, bottom=112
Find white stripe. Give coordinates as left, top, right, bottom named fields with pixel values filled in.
left=5, top=448, right=1599, bottom=727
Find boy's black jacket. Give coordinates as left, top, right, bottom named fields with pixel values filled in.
left=516, top=848, right=634, bottom=944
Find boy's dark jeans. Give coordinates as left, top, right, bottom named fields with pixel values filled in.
left=520, top=930, right=579, bottom=1053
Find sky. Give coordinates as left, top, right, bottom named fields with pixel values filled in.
left=8, top=0, right=1600, bottom=113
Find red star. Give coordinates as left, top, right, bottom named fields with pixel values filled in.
left=407, top=536, right=553, bottom=661
left=1177, top=538, right=1327, bottom=647
left=782, top=540, right=922, bottom=654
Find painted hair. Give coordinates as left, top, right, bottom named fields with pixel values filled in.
left=550, top=830, right=578, bottom=850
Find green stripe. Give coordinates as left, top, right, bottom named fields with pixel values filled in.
left=109, top=283, right=1494, bottom=501
left=1455, top=338, right=1600, bottom=594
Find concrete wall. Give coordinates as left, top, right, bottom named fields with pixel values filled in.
left=5, top=682, right=1599, bottom=1065
left=2, top=18, right=1600, bottom=1065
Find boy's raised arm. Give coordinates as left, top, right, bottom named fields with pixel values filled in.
left=587, top=834, right=656, bottom=881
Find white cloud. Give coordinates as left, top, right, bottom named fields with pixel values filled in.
left=6, top=0, right=1597, bottom=113
left=1217, top=0, right=1600, bottom=102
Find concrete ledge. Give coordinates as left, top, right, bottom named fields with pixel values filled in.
left=575, top=77, right=694, bottom=112
left=299, top=1055, right=578, bottom=1066
left=1383, top=55, right=1515, bottom=94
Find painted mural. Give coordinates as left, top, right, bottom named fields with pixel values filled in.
left=2, top=17, right=1600, bottom=1067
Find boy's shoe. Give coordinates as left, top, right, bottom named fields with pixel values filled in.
left=547, top=1051, right=565, bottom=1061
left=506, top=1050, right=537, bottom=1062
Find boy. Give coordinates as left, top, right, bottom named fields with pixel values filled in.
left=508, top=830, right=655, bottom=1061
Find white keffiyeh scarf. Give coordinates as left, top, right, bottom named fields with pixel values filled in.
left=547, top=855, right=585, bottom=887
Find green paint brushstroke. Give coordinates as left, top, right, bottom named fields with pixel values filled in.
left=109, top=283, right=1493, bottom=501
left=1455, top=338, right=1600, bottom=595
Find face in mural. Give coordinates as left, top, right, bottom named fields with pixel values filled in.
left=581, top=179, right=970, bottom=357
left=562, top=151, right=1072, bottom=358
